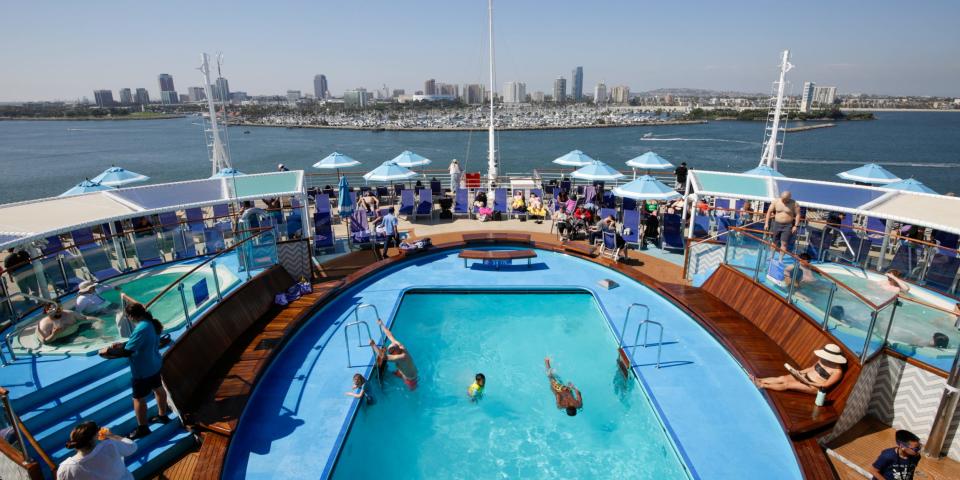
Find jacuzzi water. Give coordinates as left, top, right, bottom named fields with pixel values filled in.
left=331, top=291, right=688, bottom=479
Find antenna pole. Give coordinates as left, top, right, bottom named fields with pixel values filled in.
left=486, top=0, right=497, bottom=188
left=200, top=52, right=232, bottom=175
left=759, top=49, right=793, bottom=170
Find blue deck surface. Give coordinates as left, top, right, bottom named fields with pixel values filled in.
left=224, top=248, right=802, bottom=479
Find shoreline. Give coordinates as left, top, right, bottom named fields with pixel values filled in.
left=234, top=119, right=708, bottom=132
left=0, top=115, right=186, bottom=121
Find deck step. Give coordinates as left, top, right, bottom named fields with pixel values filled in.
left=48, top=402, right=163, bottom=464
left=41, top=391, right=153, bottom=457
left=127, top=422, right=196, bottom=480
left=11, top=358, right=128, bottom=413
left=21, top=368, right=131, bottom=432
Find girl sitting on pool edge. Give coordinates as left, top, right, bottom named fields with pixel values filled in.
left=467, top=373, right=485, bottom=401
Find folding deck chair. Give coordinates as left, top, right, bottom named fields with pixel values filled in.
left=313, top=194, right=335, bottom=254
left=661, top=214, right=684, bottom=251
left=621, top=209, right=641, bottom=250
left=493, top=188, right=507, bottom=220
left=453, top=189, right=470, bottom=217
left=71, top=228, right=121, bottom=280
left=600, top=231, right=620, bottom=262
left=399, top=190, right=415, bottom=217
left=416, top=189, right=433, bottom=219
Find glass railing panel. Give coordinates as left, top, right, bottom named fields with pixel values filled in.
left=788, top=267, right=837, bottom=322
left=885, top=297, right=959, bottom=372
left=865, top=300, right=895, bottom=359
left=724, top=232, right=765, bottom=274
left=823, top=286, right=878, bottom=357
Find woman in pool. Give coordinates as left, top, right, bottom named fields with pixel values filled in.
left=752, top=344, right=846, bottom=394
left=544, top=357, right=583, bottom=416
left=881, top=269, right=911, bottom=295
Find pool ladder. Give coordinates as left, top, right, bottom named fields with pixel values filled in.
left=618, top=303, right=664, bottom=369
left=344, top=304, right=384, bottom=382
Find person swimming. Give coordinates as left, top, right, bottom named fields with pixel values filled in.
left=467, top=373, right=485, bottom=401
left=881, top=269, right=911, bottom=295
left=544, top=357, right=583, bottom=416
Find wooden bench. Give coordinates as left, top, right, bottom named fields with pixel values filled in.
left=561, top=241, right=596, bottom=257
left=458, top=249, right=537, bottom=269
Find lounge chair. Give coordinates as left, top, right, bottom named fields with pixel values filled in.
left=560, top=179, right=571, bottom=194
left=70, top=228, right=121, bottom=280
left=349, top=209, right=372, bottom=245
left=621, top=209, right=641, bottom=249
left=599, top=208, right=617, bottom=222
left=376, top=186, right=390, bottom=200
left=184, top=207, right=206, bottom=234
left=925, top=249, right=960, bottom=293
left=204, top=229, right=226, bottom=254
left=398, top=190, right=415, bottom=217
left=416, top=189, right=433, bottom=219
left=510, top=192, right=528, bottom=220
left=885, top=240, right=923, bottom=279
left=453, top=188, right=470, bottom=217
left=622, top=197, right=637, bottom=213
left=714, top=216, right=732, bottom=243
left=601, top=191, right=616, bottom=209
left=661, top=213, right=684, bottom=251
left=430, top=179, right=442, bottom=196
left=394, top=184, right=404, bottom=197
left=934, top=231, right=959, bottom=250
left=805, top=227, right=836, bottom=262
left=493, top=188, right=508, bottom=219
left=600, top=231, right=620, bottom=262
left=313, top=194, right=334, bottom=254
left=583, top=185, right=597, bottom=207
left=691, top=214, right=711, bottom=239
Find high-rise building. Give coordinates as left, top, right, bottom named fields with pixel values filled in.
left=503, top=81, right=526, bottom=104
left=438, top=83, right=459, bottom=98
left=158, top=73, right=178, bottom=104
left=286, top=90, right=302, bottom=104
left=118, top=88, right=133, bottom=105
left=392, top=89, right=405, bottom=98
left=571, top=66, right=583, bottom=102
left=424, top=79, right=437, bottom=96
left=313, top=74, right=328, bottom=99
left=179, top=94, right=190, bottom=103
left=213, top=77, right=230, bottom=102
left=531, top=91, right=545, bottom=103
left=812, top=86, right=837, bottom=106
left=188, top=87, right=206, bottom=102
left=462, top=84, right=486, bottom=104
left=553, top=77, right=567, bottom=103
left=230, top=91, right=248, bottom=102
left=343, top=88, right=370, bottom=108
left=611, top=85, right=630, bottom=104
left=799, top=81, right=815, bottom=113
left=134, top=88, right=150, bottom=105
left=594, top=82, right=607, bottom=104
left=93, top=90, right=114, bottom=107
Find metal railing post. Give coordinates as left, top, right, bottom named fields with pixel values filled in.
left=1, top=277, right=15, bottom=324
left=0, top=391, right=31, bottom=463
left=752, top=241, right=765, bottom=282
left=860, top=310, right=880, bottom=363
left=923, top=346, right=960, bottom=458
left=821, top=283, right=837, bottom=329
left=57, top=255, right=70, bottom=292
left=786, top=259, right=801, bottom=303
left=177, top=283, right=192, bottom=328
left=210, top=261, right=222, bottom=301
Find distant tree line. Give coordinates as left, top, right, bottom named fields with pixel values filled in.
left=683, top=107, right=874, bottom=121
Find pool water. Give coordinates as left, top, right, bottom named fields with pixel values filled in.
left=332, top=291, right=688, bottom=479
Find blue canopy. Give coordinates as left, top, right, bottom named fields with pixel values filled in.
left=389, top=150, right=431, bottom=168
left=837, top=163, right=901, bottom=184
left=885, top=178, right=937, bottom=194
left=552, top=150, right=596, bottom=167
left=612, top=175, right=681, bottom=200
left=570, top=160, right=625, bottom=181
left=90, top=166, right=150, bottom=187
left=774, top=179, right=887, bottom=210
left=363, top=161, right=417, bottom=182
left=210, top=168, right=246, bottom=178
left=625, top=151, right=674, bottom=170
left=313, top=152, right=361, bottom=170
left=59, top=179, right=112, bottom=197
left=337, top=176, right=353, bottom=216
left=742, top=165, right=786, bottom=177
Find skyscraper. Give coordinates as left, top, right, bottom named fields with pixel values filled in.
left=343, top=88, right=370, bottom=108
left=799, top=81, right=815, bottom=113
left=462, top=84, right=485, bottom=104
left=286, top=90, right=302, bottom=104
left=594, top=82, right=607, bottom=104
left=158, top=73, right=178, bottom=104
left=438, top=83, right=459, bottom=98
left=134, top=88, right=150, bottom=105
left=611, top=86, right=630, bottom=104
left=531, top=91, right=545, bottom=103
left=188, top=87, right=206, bottom=102
left=553, top=77, right=567, bottom=103
left=503, top=81, right=526, bottom=104
left=313, top=74, right=328, bottom=99
left=93, top=90, right=114, bottom=107
left=118, top=88, right=133, bottom=105
left=571, top=66, right=583, bottom=102
left=214, top=77, right=230, bottom=102
left=812, top=86, right=837, bottom=106
left=424, top=79, right=437, bottom=96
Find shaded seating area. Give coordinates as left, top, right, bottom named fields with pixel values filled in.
left=458, top=249, right=537, bottom=269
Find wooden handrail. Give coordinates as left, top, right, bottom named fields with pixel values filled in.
left=14, top=417, right=56, bottom=474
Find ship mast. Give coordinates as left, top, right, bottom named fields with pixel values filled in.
left=759, top=49, right=793, bottom=170
left=486, top=0, right=497, bottom=188
left=200, top=52, right=232, bottom=175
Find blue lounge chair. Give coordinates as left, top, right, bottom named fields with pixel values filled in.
left=213, top=203, right=231, bottom=220
left=805, top=227, right=835, bottom=262
left=661, top=214, right=684, bottom=251
left=715, top=216, right=732, bottom=243
left=601, top=191, right=616, bottom=209
left=185, top=207, right=206, bottom=234
left=430, top=179, right=442, bottom=196
left=349, top=209, right=372, bottom=244
left=925, top=249, right=960, bottom=293
left=600, top=231, right=620, bottom=261
left=621, top=209, right=641, bottom=249
left=394, top=184, right=404, bottom=197
left=493, top=188, right=508, bottom=218
left=934, top=231, right=959, bottom=250
left=599, top=208, right=616, bottom=222
left=560, top=179, right=571, bottom=194
left=454, top=189, right=469, bottom=217
left=622, top=197, right=637, bottom=213
left=376, top=186, right=390, bottom=199
left=692, top=214, right=711, bottom=239
left=399, top=190, right=415, bottom=217
left=510, top=191, right=528, bottom=220
left=583, top=185, right=597, bottom=207
left=312, top=194, right=334, bottom=253
left=204, top=229, right=226, bottom=254
left=885, top=240, right=923, bottom=279
left=416, top=189, right=433, bottom=219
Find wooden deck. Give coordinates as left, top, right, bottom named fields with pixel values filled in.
left=157, top=232, right=842, bottom=479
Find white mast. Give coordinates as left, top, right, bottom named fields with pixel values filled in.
left=486, top=0, right=497, bottom=188
left=200, top=52, right=232, bottom=175
left=759, top=49, right=793, bottom=170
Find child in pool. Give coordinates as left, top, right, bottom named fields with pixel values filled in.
left=345, top=374, right=374, bottom=405
left=467, top=373, right=485, bottom=401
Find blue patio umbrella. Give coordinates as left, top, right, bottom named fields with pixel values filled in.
left=743, top=165, right=786, bottom=177
left=625, top=152, right=674, bottom=171
left=363, top=161, right=417, bottom=182
left=836, top=163, right=901, bottom=184
left=210, top=167, right=245, bottom=178
left=570, top=160, right=625, bottom=181
left=389, top=150, right=432, bottom=168
left=612, top=175, right=682, bottom=201
left=89, top=166, right=150, bottom=187
left=885, top=178, right=938, bottom=194
left=313, top=152, right=361, bottom=170
left=337, top=175, right=354, bottom=217
left=552, top=149, right=596, bottom=167
left=59, top=179, right=112, bottom=197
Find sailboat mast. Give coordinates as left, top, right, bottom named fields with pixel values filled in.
left=759, top=49, right=792, bottom=170
left=200, top=53, right=232, bottom=175
left=486, top=0, right=497, bottom=188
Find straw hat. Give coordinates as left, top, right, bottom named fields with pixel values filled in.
left=814, top=344, right=846, bottom=364
left=78, top=280, right=98, bottom=294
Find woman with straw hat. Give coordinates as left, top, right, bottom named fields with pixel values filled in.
left=751, top=344, right=846, bottom=394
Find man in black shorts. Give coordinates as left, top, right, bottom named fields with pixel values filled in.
left=764, top=190, right=800, bottom=260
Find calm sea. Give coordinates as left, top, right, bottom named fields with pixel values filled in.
left=0, top=112, right=958, bottom=204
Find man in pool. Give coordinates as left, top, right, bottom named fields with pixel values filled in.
left=368, top=319, right=419, bottom=390
left=544, top=357, right=583, bottom=416
left=37, top=304, right=91, bottom=345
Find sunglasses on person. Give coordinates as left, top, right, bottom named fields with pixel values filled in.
left=898, top=442, right=921, bottom=453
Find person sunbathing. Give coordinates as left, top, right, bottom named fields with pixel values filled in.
left=544, top=357, right=582, bottom=416
left=752, top=344, right=845, bottom=394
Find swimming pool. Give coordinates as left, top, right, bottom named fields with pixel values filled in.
left=223, top=247, right=801, bottom=479
left=333, top=291, right=687, bottom=479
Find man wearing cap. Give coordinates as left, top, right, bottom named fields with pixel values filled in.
left=277, top=163, right=289, bottom=172
left=752, top=343, right=846, bottom=394
left=75, top=280, right=120, bottom=316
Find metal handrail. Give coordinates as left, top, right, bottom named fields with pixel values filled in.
left=634, top=320, right=665, bottom=369
left=344, top=304, right=381, bottom=369
left=619, top=303, right=649, bottom=347
left=0, top=386, right=56, bottom=474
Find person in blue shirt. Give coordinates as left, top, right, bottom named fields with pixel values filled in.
left=100, top=294, right=171, bottom=439
left=868, top=430, right=922, bottom=480
left=380, top=207, right=399, bottom=258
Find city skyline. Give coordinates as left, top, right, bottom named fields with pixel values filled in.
left=1, top=0, right=959, bottom=102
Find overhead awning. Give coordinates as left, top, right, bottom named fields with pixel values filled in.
left=868, top=194, right=960, bottom=235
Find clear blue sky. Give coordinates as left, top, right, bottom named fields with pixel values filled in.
left=2, top=0, right=958, bottom=101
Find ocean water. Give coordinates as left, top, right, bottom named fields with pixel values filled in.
left=0, top=112, right=958, bottom=203
left=331, top=291, right=688, bottom=480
